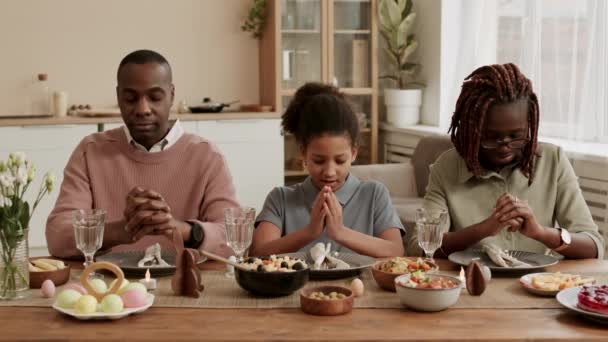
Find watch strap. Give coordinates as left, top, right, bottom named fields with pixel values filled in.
left=553, top=228, right=570, bottom=253
left=185, top=221, right=204, bottom=249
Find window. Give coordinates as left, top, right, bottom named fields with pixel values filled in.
left=496, top=0, right=608, bottom=143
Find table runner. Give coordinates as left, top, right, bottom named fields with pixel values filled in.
left=2, top=270, right=606, bottom=310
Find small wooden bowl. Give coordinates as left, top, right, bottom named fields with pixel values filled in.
left=300, top=285, right=354, bottom=316
left=371, top=261, right=402, bottom=292
left=29, top=262, right=71, bottom=289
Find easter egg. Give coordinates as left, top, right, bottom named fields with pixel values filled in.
left=56, top=289, right=82, bottom=309
left=109, top=278, right=129, bottom=293
left=89, top=278, right=108, bottom=294
left=121, top=289, right=147, bottom=308
left=41, top=279, right=56, bottom=298
left=74, top=295, right=98, bottom=314
left=351, top=278, right=364, bottom=297
left=119, top=282, right=147, bottom=295
left=101, top=294, right=124, bottom=313
left=62, top=282, right=87, bottom=295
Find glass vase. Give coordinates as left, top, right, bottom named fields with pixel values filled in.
left=0, top=229, right=30, bottom=300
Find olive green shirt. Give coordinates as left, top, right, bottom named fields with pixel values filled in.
left=407, top=142, right=605, bottom=259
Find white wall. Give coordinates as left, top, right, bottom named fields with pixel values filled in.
left=0, top=0, right=259, bottom=116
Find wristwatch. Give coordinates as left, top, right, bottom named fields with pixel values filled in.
left=553, top=228, right=571, bottom=253
left=185, top=221, right=205, bottom=249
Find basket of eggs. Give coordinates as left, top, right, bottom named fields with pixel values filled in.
left=51, top=262, right=154, bottom=320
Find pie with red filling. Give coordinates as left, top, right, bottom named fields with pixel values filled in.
left=577, top=285, right=608, bottom=315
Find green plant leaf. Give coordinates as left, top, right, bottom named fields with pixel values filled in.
left=403, top=0, right=413, bottom=18
left=398, top=12, right=416, bottom=41
left=386, top=0, right=402, bottom=27
left=400, top=40, right=418, bottom=65
left=400, top=62, right=420, bottom=73
left=378, top=0, right=393, bottom=33
left=396, top=0, right=406, bottom=13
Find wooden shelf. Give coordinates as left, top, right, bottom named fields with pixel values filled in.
left=334, top=29, right=371, bottom=35
left=282, top=29, right=321, bottom=34
left=0, top=111, right=280, bottom=127
left=341, top=88, right=373, bottom=95
left=285, top=169, right=308, bottom=177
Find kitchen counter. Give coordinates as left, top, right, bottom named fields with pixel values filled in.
left=0, top=111, right=280, bottom=127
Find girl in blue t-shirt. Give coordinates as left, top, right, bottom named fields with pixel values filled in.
left=251, top=83, right=404, bottom=257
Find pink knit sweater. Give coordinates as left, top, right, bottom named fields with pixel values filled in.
left=46, top=127, right=239, bottom=258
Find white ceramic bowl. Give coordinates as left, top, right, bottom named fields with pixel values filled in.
left=394, top=273, right=462, bottom=312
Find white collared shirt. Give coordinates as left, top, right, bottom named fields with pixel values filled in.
left=123, top=120, right=184, bottom=152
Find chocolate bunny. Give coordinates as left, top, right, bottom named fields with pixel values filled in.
left=171, top=228, right=204, bottom=297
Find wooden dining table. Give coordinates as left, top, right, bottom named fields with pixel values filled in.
left=1, top=258, right=607, bottom=341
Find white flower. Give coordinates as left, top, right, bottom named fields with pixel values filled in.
left=0, top=173, right=13, bottom=188
left=16, top=166, right=28, bottom=185
left=9, top=152, right=26, bottom=167
left=0, top=195, right=4, bottom=207
left=45, top=172, right=55, bottom=193
left=27, top=165, right=35, bottom=182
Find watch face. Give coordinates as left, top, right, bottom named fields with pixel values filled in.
left=193, top=224, right=203, bottom=241
left=561, top=228, right=572, bottom=244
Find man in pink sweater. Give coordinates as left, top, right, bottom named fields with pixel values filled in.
left=46, top=50, right=239, bottom=258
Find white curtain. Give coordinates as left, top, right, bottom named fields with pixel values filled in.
left=446, top=0, right=608, bottom=144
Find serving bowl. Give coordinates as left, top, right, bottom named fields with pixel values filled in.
left=394, top=273, right=462, bottom=312
left=235, top=267, right=309, bottom=297
left=29, top=260, right=71, bottom=289
left=371, top=257, right=438, bottom=292
left=300, top=285, right=354, bottom=316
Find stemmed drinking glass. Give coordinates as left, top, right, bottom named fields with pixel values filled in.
left=416, top=208, right=448, bottom=268
left=224, top=207, right=256, bottom=277
left=73, top=209, right=106, bottom=278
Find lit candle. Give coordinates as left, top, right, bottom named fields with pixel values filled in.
left=459, top=267, right=466, bottom=289
left=139, top=269, right=157, bottom=291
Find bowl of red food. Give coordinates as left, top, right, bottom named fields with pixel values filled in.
left=394, top=271, right=462, bottom=312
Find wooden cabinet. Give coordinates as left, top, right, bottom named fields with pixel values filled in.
left=260, top=0, right=378, bottom=183
left=0, top=125, right=98, bottom=252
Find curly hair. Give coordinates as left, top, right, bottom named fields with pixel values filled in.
left=281, top=82, right=360, bottom=149
left=448, top=63, right=540, bottom=185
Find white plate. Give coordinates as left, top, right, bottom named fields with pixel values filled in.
left=556, top=287, right=608, bottom=323
left=519, top=273, right=595, bottom=297
left=448, top=250, right=559, bottom=272
left=52, top=293, right=154, bottom=320
left=279, top=252, right=375, bottom=280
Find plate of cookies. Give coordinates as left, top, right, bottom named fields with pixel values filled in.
left=519, top=272, right=595, bottom=296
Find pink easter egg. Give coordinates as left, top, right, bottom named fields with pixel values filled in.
left=41, top=279, right=56, bottom=298
left=62, top=282, right=88, bottom=295
left=121, top=289, right=147, bottom=308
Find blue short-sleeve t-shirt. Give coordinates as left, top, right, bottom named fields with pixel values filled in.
left=255, top=174, right=405, bottom=253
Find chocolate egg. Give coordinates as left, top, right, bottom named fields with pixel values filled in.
left=121, top=289, right=147, bottom=308
left=41, top=279, right=55, bottom=298
left=63, top=282, right=88, bottom=295
left=465, top=260, right=488, bottom=296
left=351, top=278, right=364, bottom=297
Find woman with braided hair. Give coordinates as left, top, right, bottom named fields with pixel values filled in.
left=410, top=63, right=603, bottom=259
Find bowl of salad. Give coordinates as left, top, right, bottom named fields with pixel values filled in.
left=394, top=271, right=462, bottom=312
left=371, top=257, right=437, bottom=292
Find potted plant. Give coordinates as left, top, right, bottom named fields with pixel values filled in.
left=241, top=0, right=267, bottom=39
left=0, top=152, right=54, bottom=299
left=378, top=0, right=423, bottom=127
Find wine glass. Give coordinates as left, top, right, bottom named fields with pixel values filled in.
left=73, top=209, right=106, bottom=278
left=224, top=207, right=256, bottom=277
left=416, top=208, right=448, bottom=268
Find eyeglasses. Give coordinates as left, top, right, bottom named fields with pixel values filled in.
left=480, top=138, right=529, bottom=149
